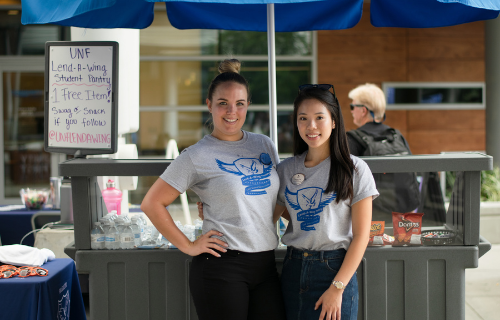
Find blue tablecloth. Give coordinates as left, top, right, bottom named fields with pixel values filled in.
left=0, top=258, right=86, bottom=320
left=0, top=209, right=37, bottom=246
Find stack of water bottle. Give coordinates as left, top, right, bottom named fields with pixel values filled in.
left=91, top=213, right=203, bottom=250
left=158, top=219, right=203, bottom=249
left=90, top=211, right=147, bottom=250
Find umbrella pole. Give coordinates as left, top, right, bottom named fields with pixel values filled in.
left=267, top=3, right=278, bottom=150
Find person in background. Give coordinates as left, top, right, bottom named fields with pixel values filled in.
left=141, top=59, right=286, bottom=320
left=274, top=84, right=378, bottom=320
left=346, top=83, right=421, bottom=221
left=346, top=83, right=411, bottom=155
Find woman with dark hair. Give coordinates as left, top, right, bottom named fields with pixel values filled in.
left=141, top=59, right=286, bottom=320
left=274, top=84, right=378, bottom=320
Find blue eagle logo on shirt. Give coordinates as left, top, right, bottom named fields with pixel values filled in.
left=216, top=153, right=273, bottom=195
left=285, top=186, right=336, bottom=231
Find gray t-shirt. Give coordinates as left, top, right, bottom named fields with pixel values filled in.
left=277, top=153, right=378, bottom=251
left=160, top=131, right=280, bottom=252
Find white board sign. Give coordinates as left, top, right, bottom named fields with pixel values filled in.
left=44, top=41, right=118, bottom=156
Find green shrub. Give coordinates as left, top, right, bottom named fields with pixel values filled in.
left=445, top=167, right=500, bottom=201
left=481, top=167, right=500, bottom=201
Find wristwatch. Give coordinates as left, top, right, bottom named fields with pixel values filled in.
left=331, top=280, right=346, bottom=290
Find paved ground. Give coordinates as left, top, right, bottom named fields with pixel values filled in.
left=465, top=244, right=500, bottom=320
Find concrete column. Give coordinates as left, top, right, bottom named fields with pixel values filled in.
left=163, top=62, right=178, bottom=141
left=485, top=17, right=500, bottom=168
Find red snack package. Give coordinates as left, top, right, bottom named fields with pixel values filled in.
left=368, top=221, right=385, bottom=246
left=382, top=234, right=394, bottom=245
left=392, top=212, right=424, bottom=246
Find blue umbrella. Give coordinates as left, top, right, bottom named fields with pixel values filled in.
left=20, top=0, right=500, bottom=146
left=21, top=0, right=500, bottom=30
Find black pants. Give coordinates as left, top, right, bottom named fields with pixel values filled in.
left=189, top=249, right=286, bottom=320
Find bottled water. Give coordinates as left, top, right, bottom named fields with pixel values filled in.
left=139, top=213, right=148, bottom=226
left=133, top=214, right=144, bottom=231
left=160, top=235, right=170, bottom=248
left=194, top=219, right=203, bottom=240
left=141, top=226, right=153, bottom=245
left=120, top=222, right=135, bottom=249
left=101, top=220, right=111, bottom=234
left=91, top=222, right=105, bottom=250
left=114, top=217, right=125, bottom=249
left=150, top=226, right=161, bottom=246
left=184, top=225, right=195, bottom=242
left=138, top=213, right=148, bottom=240
left=130, top=217, right=142, bottom=247
left=109, top=211, right=118, bottom=220
left=99, top=217, right=110, bottom=228
left=115, top=216, right=124, bottom=229
left=138, top=214, right=147, bottom=241
left=105, top=221, right=119, bottom=250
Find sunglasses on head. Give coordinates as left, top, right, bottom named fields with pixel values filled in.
left=298, top=84, right=334, bottom=92
left=298, top=84, right=339, bottom=103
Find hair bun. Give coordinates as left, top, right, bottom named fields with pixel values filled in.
left=218, top=59, right=241, bottom=74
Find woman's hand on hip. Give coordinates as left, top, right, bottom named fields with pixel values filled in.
left=315, top=286, right=343, bottom=320
left=185, top=229, right=227, bottom=257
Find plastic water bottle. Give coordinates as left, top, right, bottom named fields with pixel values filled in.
left=150, top=226, right=161, bottom=246
left=139, top=213, right=148, bottom=227
left=133, top=215, right=144, bottom=239
left=120, top=222, right=135, bottom=249
left=130, top=217, right=142, bottom=247
left=184, top=225, right=195, bottom=242
left=160, top=235, right=170, bottom=248
left=99, top=217, right=110, bottom=229
left=100, top=220, right=109, bottom=235
left=114, top=217, right=125, bottom=249
left=91, top=222, right=105, bottom=250
left=105, top=221, right=119, bottom=250
left=102, top=180, right=122, bottom=215
left=109, top=211, right=118, bottom=220
left=194, top=219, right=203, bottom=240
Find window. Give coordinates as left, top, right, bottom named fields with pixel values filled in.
left=0, top=7, right=70, bottom=203
left=137, top=10, right=315, bottom=156
left=383, top=82, right=484, bottom=110
left=130, top=10, right=315, bottom=204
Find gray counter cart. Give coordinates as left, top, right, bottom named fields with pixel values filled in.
left=62, top=153, right=492, bottom=320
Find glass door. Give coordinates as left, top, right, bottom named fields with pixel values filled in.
left=0, top=57, right=58, bottom=204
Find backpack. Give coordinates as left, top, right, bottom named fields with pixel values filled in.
left=347, top=128, right=421, bottom=222
left=347, top=128, right=410, bottom=157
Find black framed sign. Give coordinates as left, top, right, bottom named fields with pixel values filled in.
left=44, top=41, right=118, bottom=157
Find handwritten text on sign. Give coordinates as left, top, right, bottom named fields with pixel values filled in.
left=48, top=46, right=113, bottom=149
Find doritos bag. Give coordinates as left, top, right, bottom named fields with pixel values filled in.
left=392, top=212, right=424, bottom=246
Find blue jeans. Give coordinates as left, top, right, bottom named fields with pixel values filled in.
left=281, top=246, right=359, bottom=320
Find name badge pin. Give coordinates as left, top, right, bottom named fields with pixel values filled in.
left=291, top=173, right=305, bottom=185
